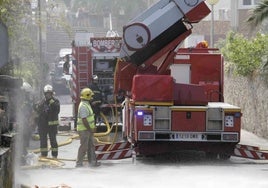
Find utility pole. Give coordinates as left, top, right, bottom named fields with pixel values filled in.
left=38, top=0, right=43, bottom=97
left=207, top=0, right=219, bottom=48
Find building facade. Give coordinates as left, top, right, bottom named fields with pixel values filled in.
left=189, top=0, right=261, bottom=47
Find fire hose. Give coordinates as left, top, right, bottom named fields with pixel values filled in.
left=23, top=103, right=122, bottom=169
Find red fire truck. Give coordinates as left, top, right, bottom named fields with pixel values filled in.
left=71, top=37, right=122, bottom=125
left=113, top=0, right=241, bottom=159
left=72, top=0, right=268, bottom=161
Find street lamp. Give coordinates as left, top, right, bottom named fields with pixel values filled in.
left=207, top=0, right=219, bottom=48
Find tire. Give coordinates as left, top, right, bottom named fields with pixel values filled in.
left=205, top=152, right=218, bottom=160
left=219, top=153, right=231, bottom=160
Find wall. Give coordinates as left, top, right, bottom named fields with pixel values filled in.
left=224, top=73, right=268, bottom=138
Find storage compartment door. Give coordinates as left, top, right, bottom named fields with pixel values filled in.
left=170, top=64, right=191, bottom=84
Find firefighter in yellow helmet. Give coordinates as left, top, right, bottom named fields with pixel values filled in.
left=76, top=88, right=100, bottom=167
left=36, top=84, right=60, bottom=158
left=195, top=40, right=209, bottom=48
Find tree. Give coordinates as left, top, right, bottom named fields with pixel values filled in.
left=219, top=31, right=268, bottom=77
left=245, top=0, right=268, bottom=78
left=0, top=0, right=41, bottom=86
left=247, top=0, right=268, bottom=27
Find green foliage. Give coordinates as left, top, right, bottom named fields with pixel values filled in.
left=0, top=0, right=40, bottom=83
left=0, top=63, right=13, bottom=75
left=14, top=61, right=39, bottom=86
left=247, top=0, right=268, bottom=28
left=219, top=31, right=268, bottom=77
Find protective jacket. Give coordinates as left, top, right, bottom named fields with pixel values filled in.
left=36, top=96, right=60, bottom=157
left=88, top=83, right=102, bottom=104
left=77, top=101, right=95, bottom=131
left=37, top=97, right=60, bottom=126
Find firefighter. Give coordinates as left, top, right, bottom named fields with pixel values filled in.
left=88, top=75, right=103, bottom=124
left=63, top=54, right=70, bottom=74
left=195, top=40, right=208, bottom=48
left=36, top=84, right=60, bottom=158
left=116, top=89, right=126, bottom=104
left=76, top=88, right=100, bottom=167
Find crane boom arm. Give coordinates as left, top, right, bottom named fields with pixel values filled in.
left=115, top=0, right=210, bottom=94
left=119, top=0, right=210, bottom=68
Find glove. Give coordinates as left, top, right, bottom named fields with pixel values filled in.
left=49, top=99, right=55, bottom=105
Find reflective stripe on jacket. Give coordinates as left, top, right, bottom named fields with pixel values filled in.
left=48, top=120, right=59, bottom=126
left=77, top=101, right=95, bottom=131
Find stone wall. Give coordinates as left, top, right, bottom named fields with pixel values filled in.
left=224, top=73, right=268, bottom=138
left=0, top=148, right=13, bottom=188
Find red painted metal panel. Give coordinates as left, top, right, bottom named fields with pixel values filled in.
left=199, top=81, right=220, bottom=102
left=171, top=111, right=206, bottom=131
left=132, top=75, right=174, bottom=102
left=114, top=60, right=137, bottom=94
left=175, top=50, right=222, bottom=84
left=174, top=49, right=223, bottom=102
left=190, top=55, right=222, bottom=85
left=173, top=83, right=208, bottom=105
left=185, top=1, right=211, bottom=23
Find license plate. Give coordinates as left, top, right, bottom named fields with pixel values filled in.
left=173, top=133, right=202, bottom=141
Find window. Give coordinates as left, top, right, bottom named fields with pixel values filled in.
left=93, top=60, right=115, bottom=72
left=242, top=0, right=260, bottom=6
left=243, top=0, right=251, bottom=5
left=219, top=9, right=230, bottom=20
left=239, top=0, right=257, bottom=9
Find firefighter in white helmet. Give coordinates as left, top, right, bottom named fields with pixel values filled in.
left=36, top=84, right=60, bottom=158
left=76, top=88, right=100, bottom=167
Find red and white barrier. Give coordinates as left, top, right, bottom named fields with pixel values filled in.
left=96, top=148, right=133, bottom=160
left=95, top=141, right=137, bottom=160
left=95, top=141, right=131, bottom=152
left=233, top=144, right=268, bottom=160
left=235, top=144, right=260, bottom=151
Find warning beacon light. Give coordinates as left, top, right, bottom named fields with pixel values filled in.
left=137, top=111, right=144, bottom=116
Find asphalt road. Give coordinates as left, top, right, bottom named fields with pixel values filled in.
left=15, top=95, right=268, bottom=188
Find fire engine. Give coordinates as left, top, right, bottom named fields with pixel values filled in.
left=112, top=0, right=241, bottom=159
left=71, top=36, right=122, bottom=125
left=72, top=0, right=268, bottom=161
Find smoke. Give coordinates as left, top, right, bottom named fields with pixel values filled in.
left=13, top=88, right=36, bottom=187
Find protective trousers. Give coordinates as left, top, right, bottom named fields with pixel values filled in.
left=87, top=130, right=97, bottom=165
left=39, top=125, right=58, bottom=157
left=76, top=130, right=97, bottom=166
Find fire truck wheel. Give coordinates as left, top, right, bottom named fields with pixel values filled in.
left=205, top=152, right=218, bottom=160
left=219, top=153, right=231, bottom=160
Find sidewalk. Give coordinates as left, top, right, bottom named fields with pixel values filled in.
left=240, top=129, right=268, bottom=150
